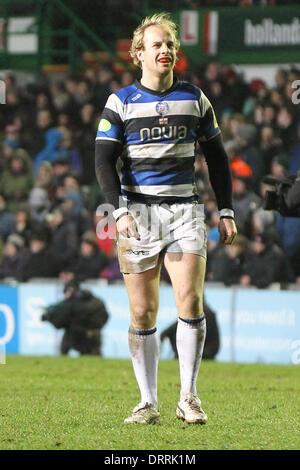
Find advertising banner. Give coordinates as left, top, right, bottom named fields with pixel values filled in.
left=1, top=282, right=299, bottom=364
left=18, top=283, right=63, bottom=355
left=178, top=6, right=300, bottom=65
left=0, top=285, right=19, bottom=354
left=233, top=289, right=300, bottom=365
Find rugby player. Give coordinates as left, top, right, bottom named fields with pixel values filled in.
left=95, top=13, right=237, bottom=424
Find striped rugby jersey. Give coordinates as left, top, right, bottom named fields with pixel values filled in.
left=96, top=78, right=221, bottom=204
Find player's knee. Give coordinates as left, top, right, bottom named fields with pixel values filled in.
left=131, top=301, right=158, bottom=329
left=176, top=288, right=202, bottom=317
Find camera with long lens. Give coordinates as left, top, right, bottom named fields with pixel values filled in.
left=263, top=175, right=300, bottom=217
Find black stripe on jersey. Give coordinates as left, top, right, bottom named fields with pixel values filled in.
left=124, top=114, right=199, bottom=134
left=123, top=191, right=199, bottom=205
left=122, top=156, right=195, bottom=173
left=101, top=107, right=123, bottom=127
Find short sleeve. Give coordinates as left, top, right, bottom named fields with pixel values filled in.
left=95, top=94, right=124, bottom=144
left=196, top=91, right=221, bottom=143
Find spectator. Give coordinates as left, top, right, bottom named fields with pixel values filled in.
left=235, top=123, right=264, bottom=190
left=14, top=206, right=34, bottom=246
left=21, top=230, right=60, bottom=281
left=276, top=105, right=298, bottom=152
left=46, top=207, right=78, bottom=268
left=75, top=103, right=98, bottom=184
left=23, top=108, right=54, bottom=159
left=270, top=153, right=289, bottom=179
left=232, top=176, right=261, bottom=236
left=73, top=230, right=108, bottom=281
left=260, top=126, right=283, bottom=175
left=33, top=127, right=64, bottom=172
left=61, top=189, right=92, bottom=235
left=276, top=214, right=300, bottom=278
left=99, top=245, right=122, bottom=281
left=0, top=234, right=29, bottom=281
left=240, top=232, right=294, bottom=288
left=0, top=194, right=16, bottom=240
left=0, top=149, right=33, bottom=213
left=209, top=234, right=247, bottom=285
left=28, top=187, right=51, bottom=223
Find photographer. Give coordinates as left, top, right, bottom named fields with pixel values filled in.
left=41, top=280, right=109, bottom=355
left=263, top=172, right=300, bottom=217
left=264, top=172, right=300, bottom=279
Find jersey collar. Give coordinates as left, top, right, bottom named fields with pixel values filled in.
left=134, top=77, right=179, bottom=97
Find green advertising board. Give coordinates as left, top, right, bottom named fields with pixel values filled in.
left=175, top=6, right=300, bottom=66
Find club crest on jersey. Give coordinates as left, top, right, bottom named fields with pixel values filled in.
left=156, top=102, right=169, bottom=115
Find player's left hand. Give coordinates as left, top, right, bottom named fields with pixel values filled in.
left=218, top=218, right=237, bottom=245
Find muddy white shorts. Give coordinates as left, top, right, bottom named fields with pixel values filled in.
left=117, top=201, right=207, bottom=274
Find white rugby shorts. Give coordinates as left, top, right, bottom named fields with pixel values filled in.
left=117, top=202, right=207, bottom=274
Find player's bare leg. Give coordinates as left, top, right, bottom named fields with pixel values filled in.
left=123, top=263, right=162, bottom=424
left=164, top=253, right=208, bottom=424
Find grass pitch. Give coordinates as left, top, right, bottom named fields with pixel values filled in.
left=0, top=356, right=299, bottom=450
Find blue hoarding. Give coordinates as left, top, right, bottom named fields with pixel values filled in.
left=0, top=285, right=19, bottom=353
left=0, top=282, right=299, bottom=364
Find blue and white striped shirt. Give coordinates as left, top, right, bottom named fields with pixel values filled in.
left=96, top=79, right=220, bottom=203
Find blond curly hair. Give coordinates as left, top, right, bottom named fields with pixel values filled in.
left=129, top=12, right=180, bottom=68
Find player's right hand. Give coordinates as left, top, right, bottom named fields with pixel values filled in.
left=116, top=214, right=140, bottom=239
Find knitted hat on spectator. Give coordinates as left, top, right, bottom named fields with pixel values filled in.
left=236, top=124, right=257, bottom=145
left=272, top=153, right=289, bottom=169
left=7, top=234, right=24, bottom=249
left=29, top=230, right=48, bottom=243
left=81, top=230, right=98, bottom=247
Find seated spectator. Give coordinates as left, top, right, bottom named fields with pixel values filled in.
left=224, top=140, right=252, bottom=191
left=46, top=207, right=78, bottom=268
left=260, top=126, right=283, bottom=174
left=99, top=245, right=122, bottom=281
left=61, top=189, right=92, bottom=235
left=0, top=149, right=34, bottom=213
left=14, top=205, right=34, bottom=246
left=33, top=127, right=63, bottom=173
left=270, top=153, right=289, bottom=179
left=240, top=232, right=294, bottom=288
left=209, top=234, right=247, bottom=286
left=0, top=234, right=29, bottom=281
left=276, top=214, right=300, bottom=279
left=54, top=126, right=82, bottom=176
left=21, top=230, right=60, bottom=281
left=51, top=157, right=72, bottom=187
left=0, top=193, right=16, bottom=241
left=233, top=176, right=261, bottom=237
left=2, top=124, right=21, bottom=157
left=73, top=230, right=108, bottom=281
left=28, top=187, right=51, bottom=223
left=22, top=108, right=54, bottom=159
left=33, top=161, right=56, bottom=203
left=276, top=105, right=298, bottom=152
left=251, top=179, right=276, bottom=237
left=235, top=124, right=264, bottom=191
left=74, top=102, right=98, bottom=185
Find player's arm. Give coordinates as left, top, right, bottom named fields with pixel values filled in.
left=196, top=91, right=237, bottom=244
left=94, top=140, right=138, bottom=238
left=200, top=133, right=237, bottom=245
left=94, top=99, right=138, bottom=238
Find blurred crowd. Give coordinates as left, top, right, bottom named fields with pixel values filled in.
left=0, top=59, right=300, bottom=287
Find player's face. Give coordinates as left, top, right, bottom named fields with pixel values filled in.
left=137, top=25, right=176, bottom=77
